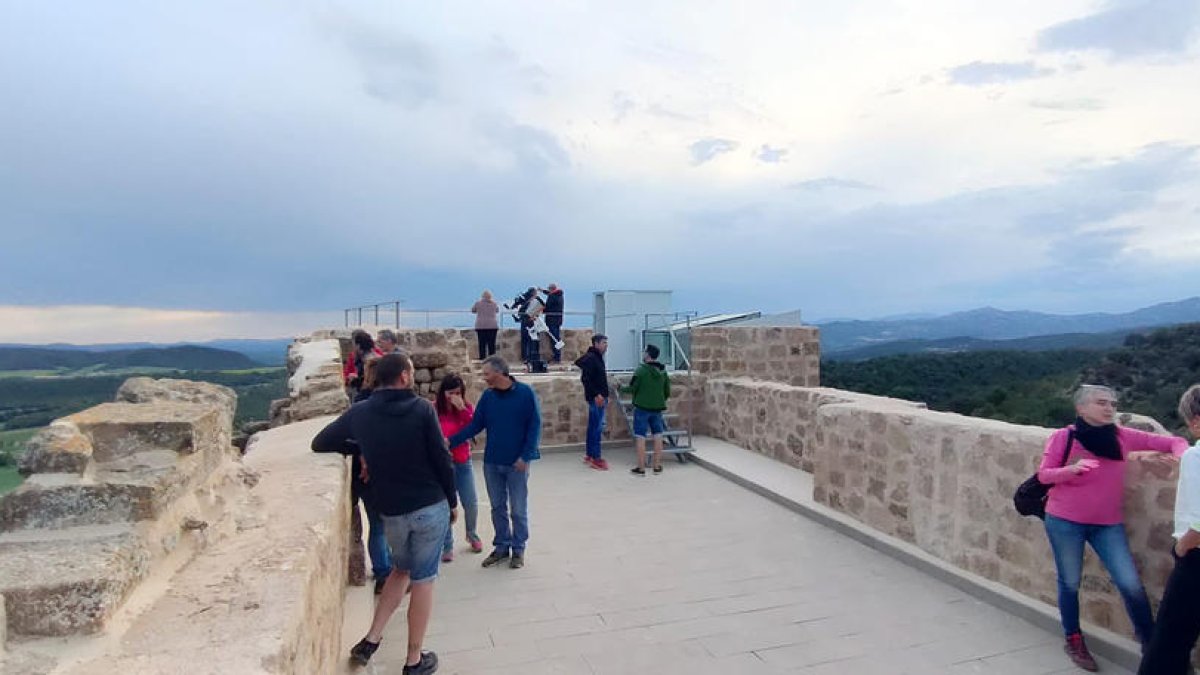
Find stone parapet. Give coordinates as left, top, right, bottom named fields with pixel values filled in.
left=270, top=337, right=349, bottom=427
left=0, top=379, right=248, bottom=644
left=810, top=399, right=1181, bottom=641
left=704, top=379, right=922, bottom=471
left=689, top=326, right=820, bottom=386
left=711, top=376, right=1184, bottom=644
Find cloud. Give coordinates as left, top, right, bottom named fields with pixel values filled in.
left=646, top=104, right=700, bottom=123
left=947, top=61, right=1054, bottom=86
left=756, top=144, right=788, bottom=163
left=338, top=23, right=439, bottom=107
left=476, top=115, right=571, bottom=174
left=688, top=138, right=738, bottom=165
left=1037, top=0, right=1200, bottom=59
left=1030, top=98, right=1107, bottom=111
left=612, top=91, right=636, bottom=122
left=789, top=177, right=878, bottom=192
left=0, top=306, right=336, bottom=342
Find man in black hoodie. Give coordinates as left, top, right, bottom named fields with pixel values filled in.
left=312, top=353, right=456, bottom=674
left=574, top=334, right=610, bottom=470
left=543, top=283, right=565, bottom=363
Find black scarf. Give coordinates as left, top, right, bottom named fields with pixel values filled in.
left=1074, top=417, right=1123, bottom=461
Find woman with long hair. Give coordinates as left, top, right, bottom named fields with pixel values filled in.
left=436, top=372, right=482, bottom=558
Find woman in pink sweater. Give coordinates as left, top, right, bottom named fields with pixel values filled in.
left=1038, top=385, right=1188, bottom=671
left=437, top=373, right=482, bottom=559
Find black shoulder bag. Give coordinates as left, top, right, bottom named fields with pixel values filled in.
left=1013, top=431, right=1074, bottom=519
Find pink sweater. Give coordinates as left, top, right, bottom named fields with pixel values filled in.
left=1038, top=425, right=1188, bottom=525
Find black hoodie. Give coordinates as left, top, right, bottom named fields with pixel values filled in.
left=574, top=346, right=609, bottom=401
left=312, top=388, right=457, bottom=516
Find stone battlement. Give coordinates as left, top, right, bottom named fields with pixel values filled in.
left=4, top=322, right=1190, bottom=670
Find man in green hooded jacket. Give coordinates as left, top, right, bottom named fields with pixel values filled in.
left=623, top=344, right=671, bottom=475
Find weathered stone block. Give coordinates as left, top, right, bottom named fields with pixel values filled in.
left=66, top=403, right=220, bottom=463
left=0, top=528, right=151, bottom=637
left=115, top=378, right=236, bottom=427
left=18, top=422, right=93, bottom=476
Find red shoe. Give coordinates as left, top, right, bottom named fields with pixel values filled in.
left=1064, top=633, right=1098, bottom=672
left=586, top=457, right=605, bottom=470
left=583, top=456, right=596, bottom=468
left=595, top=458, right=610, bottom=470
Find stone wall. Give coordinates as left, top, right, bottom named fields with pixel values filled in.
left=511, top=372, right=705, bottom=447
left=703, top=378, right=922, bottom=471
left=270, top=337, right=349, bottom=426
left=0, top=382, right=350, bottom=674
left=690, top=326, right=820, bottom=386
left=710, top=376, right=1185, bottom=644
left=461, top=328, right=593, bottom=365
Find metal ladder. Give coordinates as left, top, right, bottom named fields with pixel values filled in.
left=609, top=374, right=692, bottom=463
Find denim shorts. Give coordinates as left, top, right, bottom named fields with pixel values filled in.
left=382, top=500, right=450, bottom=584
left=632, top=408, right=665, bottom=438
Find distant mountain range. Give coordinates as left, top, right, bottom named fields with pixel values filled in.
left=824, top=329, right=1139, bottom=362
left=817, top=297, right=1200, bottom=355
left=0, top=338, right=291, bottom=366
left=0, top=345, right=260, bottom=372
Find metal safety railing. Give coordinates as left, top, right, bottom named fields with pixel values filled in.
left=342, top=301, right=595, bottom=330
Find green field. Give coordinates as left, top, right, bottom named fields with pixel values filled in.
left=0, top=427, right=37, bottom=495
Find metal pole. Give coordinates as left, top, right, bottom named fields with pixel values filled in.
left=344, top=309, right=349, bottom=328
left=394, top=302, right=400, bottom=329
left=358, top=307, right=363, bottom=326
left=374, top=304, right=379, bottom=326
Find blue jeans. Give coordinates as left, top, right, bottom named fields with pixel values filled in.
left=444, top=461, right=480, bottom=552
left=382, top=500, right=450, bottom=584
left=633, top=407, right=665, bottom=438
left=586, top=398, right=607, bottom=460
left=484, top=462, right=530, bottom=555
left=1044, top=514, right=1155, bottom=643
left=353, top=481, right=393, bottom=579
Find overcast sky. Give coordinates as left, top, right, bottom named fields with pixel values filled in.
left=2, top=1, right=1199, bottom=341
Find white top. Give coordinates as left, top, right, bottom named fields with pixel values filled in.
left=1174, top=442, right=1200, bottom=540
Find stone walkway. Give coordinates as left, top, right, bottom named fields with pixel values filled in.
left=339, top=445, right=1128, bottom=674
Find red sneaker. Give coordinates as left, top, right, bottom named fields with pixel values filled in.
left=583, top=456, right=596, bottom=468
left=586, top=457, right=605, bottom=471
left=1064, top=633, right=1098, bottom=672
left=595, top=458, right=610, bottom=470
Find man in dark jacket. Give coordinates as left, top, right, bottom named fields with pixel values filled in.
left=543, top=283, right=565, bottom=363
left=312, top=353, right=456, bottom=674
left=573, top=334, right=610, bottom=470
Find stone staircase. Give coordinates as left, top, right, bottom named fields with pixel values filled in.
left=0, top=379, right=248, bottom=644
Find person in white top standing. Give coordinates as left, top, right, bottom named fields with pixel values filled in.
left=1139, top=384, right=1200, bottom=675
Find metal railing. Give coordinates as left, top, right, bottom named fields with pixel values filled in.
left=342, top=301, right=595, bottom=330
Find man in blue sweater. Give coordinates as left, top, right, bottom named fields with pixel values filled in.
left=448, top=355, right=542, bottom=569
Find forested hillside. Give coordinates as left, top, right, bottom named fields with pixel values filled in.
left=822, top=323, right=1200, bottom=431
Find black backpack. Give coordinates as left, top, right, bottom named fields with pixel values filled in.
left=1013, top=431, right=1074, bottom=519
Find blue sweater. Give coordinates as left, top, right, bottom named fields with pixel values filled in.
left=447, top=380, right=542, bottom=465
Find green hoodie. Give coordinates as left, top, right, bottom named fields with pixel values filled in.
left=624, top=361, right=670, bottom=411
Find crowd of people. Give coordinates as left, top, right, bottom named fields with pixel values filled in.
left=319, top=320, right=1200, bottom=675
left=315, top=319, right=676, bottom=671
left=470, top=284, right=566, bottom=370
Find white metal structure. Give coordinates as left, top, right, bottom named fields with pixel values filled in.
left=592, top=290, right=673, bottom=372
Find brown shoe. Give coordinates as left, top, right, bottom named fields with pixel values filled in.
left=1064, top=633, right=1098, bottom=671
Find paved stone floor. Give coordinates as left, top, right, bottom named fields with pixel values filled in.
left=340, top=447, right=1128, bottom=674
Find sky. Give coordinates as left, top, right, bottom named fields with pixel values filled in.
left=2, top=0, right=1199, bottom=342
